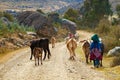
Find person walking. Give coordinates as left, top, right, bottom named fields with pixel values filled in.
left=90, top=34, right=102, bottom=68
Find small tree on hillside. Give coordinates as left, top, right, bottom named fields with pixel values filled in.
left=80, top=0, right=112, bottom=28
left=0, top=12, right=3, bottom=18
left=48, top=12, right=60, bottom=23
left=116, top=4, right=120, bottom=18
left=3, top=12, right=14, bottom=22
left=63, top=8, right=79, bottom=22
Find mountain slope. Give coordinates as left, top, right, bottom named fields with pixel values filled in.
left=109, top=0, right=120, bottom=11
left=0, top=0, right=83, bottom=12
left=0, top=0, right=82, bottom=2
left=0, top=0, right=119, bottom=14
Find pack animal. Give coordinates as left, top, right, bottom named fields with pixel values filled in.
left=80, top=40, right=90, bottom=64
left=51, top=36, right=56, bottom=48
left=30, top=38, right=51, bottom=60
left=66, top=38, right=77, bottom=60
left=33, top=47, right=43, bottom=66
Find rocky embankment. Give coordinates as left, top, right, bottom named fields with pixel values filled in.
left=0, top=32, right=37, bottom=54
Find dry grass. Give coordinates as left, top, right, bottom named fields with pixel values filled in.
left=56, top=28, right=68, bottom=42
left=95, top=20, right=120, bottom=53
left=0, top=47, right=12, bottom=54
left=111, top=57, right=120, bottom=67
left=0, top=47, right=29, bottom=64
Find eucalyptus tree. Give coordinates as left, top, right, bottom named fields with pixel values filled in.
left=80, top=0, right=112, bottom=28
left=116, top=4, right=120, bottom=18
left=63, top=8, right=79, bottom=23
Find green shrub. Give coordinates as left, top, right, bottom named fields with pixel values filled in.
left=52, top=22, right=61, bottom=29
left=0, top=19, right=35, bottom=38
left=94, top=19, right=120, bottom=53
left=95, top=19, right=110, bottom=36
left=3, top=12, right=14, bottom=22
left=103, top=36, right=118, bottom=52
left=25, top=26, right=35, bottom=32
left=102, top=32, right=120, bottom=53
left=9, top=22, right=26, bottom=33
left=0, top=12, right=3, bottom=18
left=0, top=20, right=10, bottom=37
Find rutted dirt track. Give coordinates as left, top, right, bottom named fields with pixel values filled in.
left=0, top=31, right=109, bottom=80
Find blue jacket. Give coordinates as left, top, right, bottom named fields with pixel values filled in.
left=90, top=42, right=101, bottom=52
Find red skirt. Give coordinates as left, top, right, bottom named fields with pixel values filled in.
left=90, top=53, right=102, bottom=60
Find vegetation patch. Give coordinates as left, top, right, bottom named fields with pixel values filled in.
left=111, top=57, right=120, bottom=67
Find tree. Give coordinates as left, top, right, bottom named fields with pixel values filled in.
left=81, top=0, right=112, bottom=28
left=48, top=12, right=60, bottom=23
left=116, top=4, right=120, bottom=18
left=63, top=8, right=79, bottom=22
left=3, top=12, right=14, bottom=22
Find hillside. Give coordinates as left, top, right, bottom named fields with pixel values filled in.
left=56, top=2, right=83, bottom=14
left=0, top=0, right=83, bottom=12
left=0, top=0, right=82, bottom=2
left=109, top=0, right=120, bottom=11
left=0, top=0, right=119, bottom=13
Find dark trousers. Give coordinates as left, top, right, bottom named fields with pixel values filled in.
left=93, top=59, right=100, bottom=68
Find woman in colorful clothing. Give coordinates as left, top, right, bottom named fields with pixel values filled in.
left=90, top=34, right=102, bottom=68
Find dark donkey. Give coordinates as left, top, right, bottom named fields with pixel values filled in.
left=30, top=38, right=51, bottom=60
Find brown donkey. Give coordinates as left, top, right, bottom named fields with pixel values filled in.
left=66, top=38, right=77, bottom=60
left=51, top=36, right=56, bottom=48
left=80, top=40, right=90, bottom=64
left=33, top=47, right=43, bottom=66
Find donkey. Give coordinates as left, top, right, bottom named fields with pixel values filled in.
left=80, top=40, right=90, bottom=64
left=33, top=47, right=43, bottom=66
left=30, top=38, right=51, bottom=60
left=66, top=38, right=77, bottom=60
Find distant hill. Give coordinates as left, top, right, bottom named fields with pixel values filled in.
left=0, top=0, right=119, bottom=14
left=0, top=0, right=82, bottom=2
left=0, top=0, right=83, bottom=12
left=56, top=0, right=120, bottom=14
left=109, top=0, right=120, bottom=12
left=55, top=2, right=84, bottom=14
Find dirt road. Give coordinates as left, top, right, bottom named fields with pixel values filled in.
left=0, top=31, right=109, bottom=80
